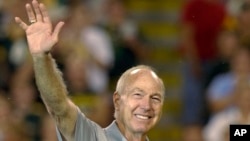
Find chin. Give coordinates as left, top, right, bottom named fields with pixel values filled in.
left=131, top=124, right=152, bottom=133
left=133, top=128, right=149, bottom=134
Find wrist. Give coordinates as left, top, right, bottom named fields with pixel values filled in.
left=32, top=52, right=51, bottom=61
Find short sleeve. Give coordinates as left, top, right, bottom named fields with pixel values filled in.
left=56, top=108, right=107, bottom=141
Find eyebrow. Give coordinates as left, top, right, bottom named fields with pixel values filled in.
left=129, top=87, right=144, bottom=94
left=130, top=87, right=163, bottom=98
left=151, top=93, right=163, bottom=102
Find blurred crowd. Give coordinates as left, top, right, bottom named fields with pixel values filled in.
left=1, top=0, right=250, bottom=141
left=180, top=0, right=250, bottom=141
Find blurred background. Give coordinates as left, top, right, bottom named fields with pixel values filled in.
left=1, top=0, right=250, bottom=141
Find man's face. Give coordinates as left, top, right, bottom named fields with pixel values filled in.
left=114, top=70, right=164, bottom=134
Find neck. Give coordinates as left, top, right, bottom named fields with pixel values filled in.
left=116, top=121, right=147, bottom=141
left=124, top=132, right=147, bottom=141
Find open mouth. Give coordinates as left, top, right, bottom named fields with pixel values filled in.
left=135, top=114, right=152, bottom=120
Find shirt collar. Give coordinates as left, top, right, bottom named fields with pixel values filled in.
left=104, top=120, right=149, bottom=141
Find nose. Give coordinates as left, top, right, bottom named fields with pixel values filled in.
left=140, top=96, right=152, bottom=111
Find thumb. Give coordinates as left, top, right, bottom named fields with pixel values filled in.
left=52, top=21, right=64, bottom=42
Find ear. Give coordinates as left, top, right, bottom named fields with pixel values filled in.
left=113, top=91, right=121, bottom=110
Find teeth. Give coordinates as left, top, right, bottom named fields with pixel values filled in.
left=136, top=115, right=149, bottom=120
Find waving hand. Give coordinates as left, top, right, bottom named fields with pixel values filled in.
left=15, top=0, right=64, bottom=55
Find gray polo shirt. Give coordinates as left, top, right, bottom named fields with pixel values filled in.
left=56, top=108, right=149, bottom=141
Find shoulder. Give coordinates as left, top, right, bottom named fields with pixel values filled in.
left=58, top=107, right=107, bottom=141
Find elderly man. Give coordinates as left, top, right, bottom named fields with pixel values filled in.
left=15, top=0, right=165, bottom=141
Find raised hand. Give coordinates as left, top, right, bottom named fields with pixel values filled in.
left=15, top=0, right=64, bottom=55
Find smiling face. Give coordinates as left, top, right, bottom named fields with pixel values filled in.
left=114, top=68, right=164, bottom=136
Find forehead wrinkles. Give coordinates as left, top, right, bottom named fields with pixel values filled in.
left=125, top=69, right=161, bottom=90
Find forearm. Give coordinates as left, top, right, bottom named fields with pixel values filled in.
left=33, top=53, right=77, bottom=140
left=32, top=53, right=70, bottom=116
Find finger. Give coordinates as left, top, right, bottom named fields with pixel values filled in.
left=15, top=17, right=28, bottom=30
left=52, top=21, right=64, bottom=42
left=39, top=3, right=51, bottom=24
left=32, top=0, right=42, bottom=22
left=26, top=3, right=36, bottom=23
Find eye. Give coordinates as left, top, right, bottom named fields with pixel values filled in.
left=134, top=93, right=141, bottom=96
left=133, top=93, right=142, bottom=98
left=151, top=96, right=161, bottom=103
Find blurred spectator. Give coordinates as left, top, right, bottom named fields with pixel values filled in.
left=180, top=0, right=227, bottom=140
left=206, top=47, right=250, bottom=114
left=57, top=3, right=114, bottom=95
left=0, top=1, right=15, bottom=91
left=202, top=30, right=239, bottom=125
left=9, top=82, right=45, bottom=141
left=204, top=78, right=250, bottom=141
left=0, top=0, right=35, bottom=92
left=0, top=91, right=29, bottom=141
left=180, top=0, right=226, bottom=125
left=98, top=0, right=147, bottom=88
left=205, top=30, right=239, bottom=91
left=64, top=53, right=88, bottom=94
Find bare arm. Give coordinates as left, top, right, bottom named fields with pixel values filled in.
left=15, top=0, right=77, bottom=140
left=33, top=53, right=77, bottom=139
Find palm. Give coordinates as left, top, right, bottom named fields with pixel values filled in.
left=26, top=22, right=54, bottom=54
left=15, top=0, right=64, bottom=55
